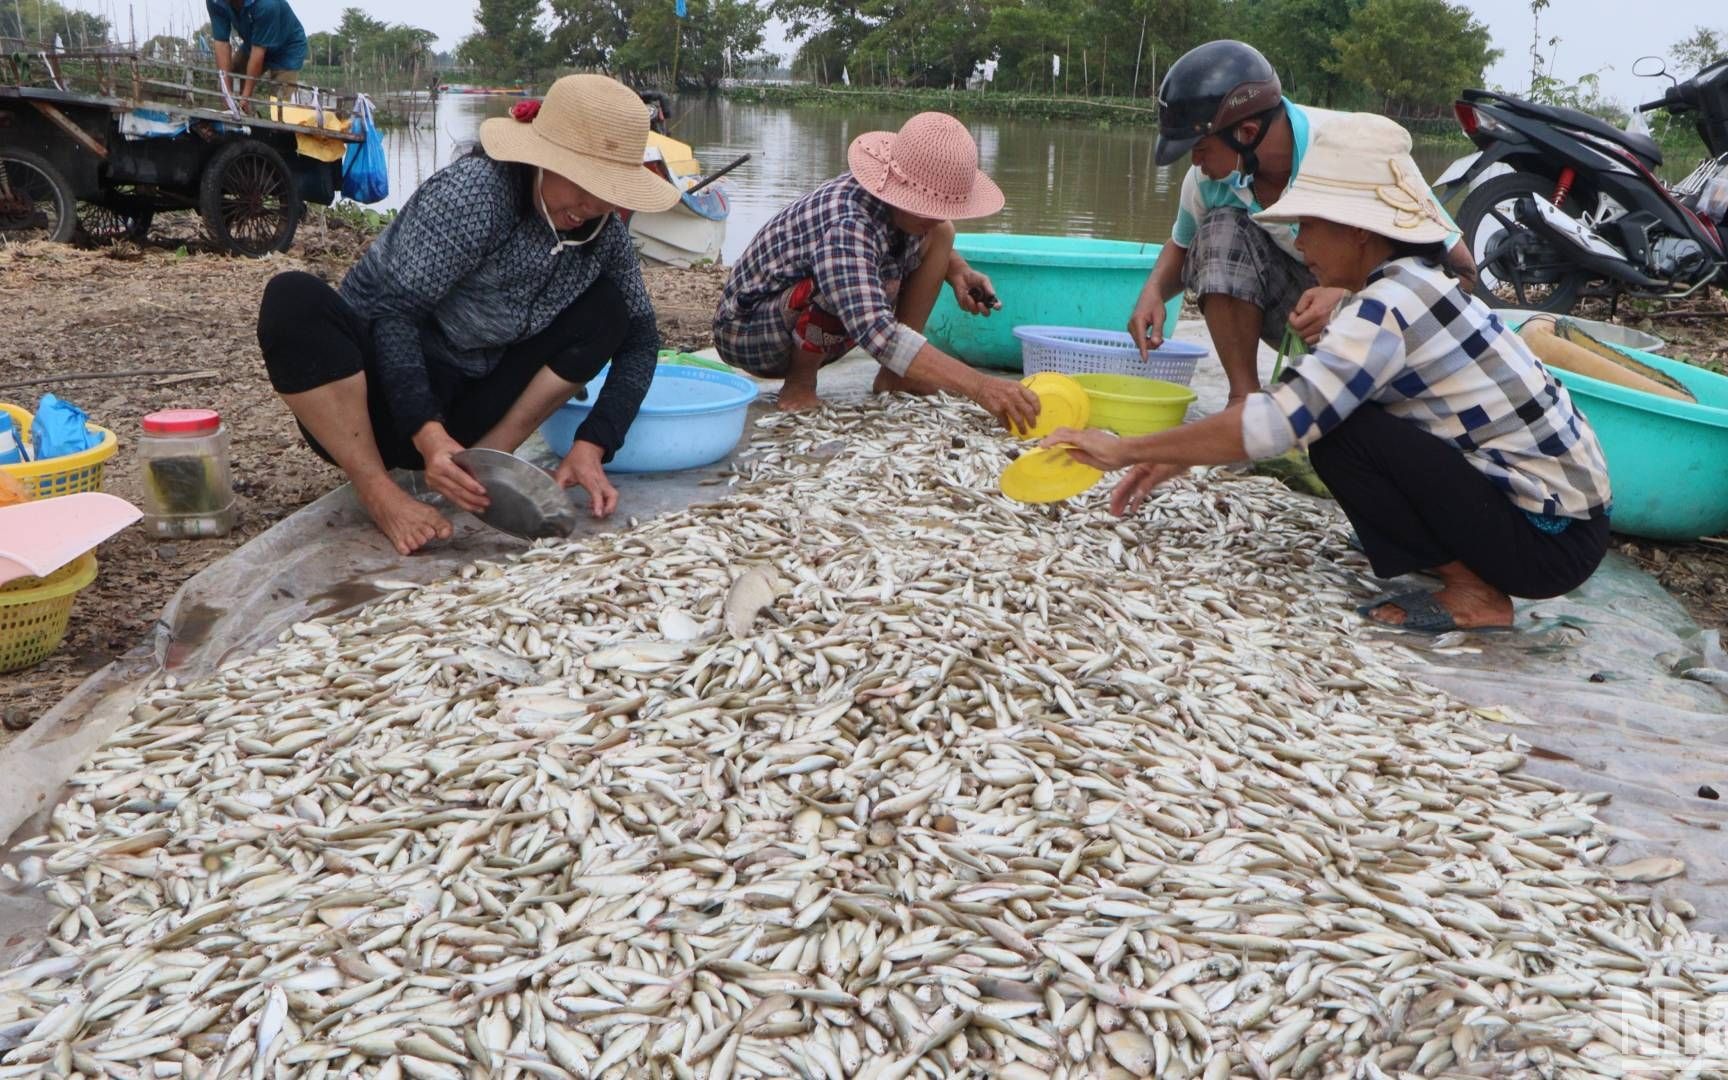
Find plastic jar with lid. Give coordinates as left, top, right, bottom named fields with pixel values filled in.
left=139, top=409, right=236, bottom=538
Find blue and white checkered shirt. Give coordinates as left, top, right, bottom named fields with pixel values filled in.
left=717, top=174, right=929, bottom=374
left=1242, top=257, right=1612, bottom=520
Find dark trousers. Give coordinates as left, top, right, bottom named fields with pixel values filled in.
left=256, top=271, right=626, bottom=470
left=1309, top=405, right=1610, bottom=599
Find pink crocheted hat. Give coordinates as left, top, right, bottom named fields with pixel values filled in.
left=847, top=112, right=1004, bottom=221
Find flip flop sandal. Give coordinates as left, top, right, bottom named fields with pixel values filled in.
left=1355, top=590, right=1516, bottom=635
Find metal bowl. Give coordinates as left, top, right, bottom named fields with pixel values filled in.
left=451, top=448, right=576, bottom=541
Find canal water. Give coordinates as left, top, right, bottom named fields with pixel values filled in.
left=376, top=93, right=1458, bottom=266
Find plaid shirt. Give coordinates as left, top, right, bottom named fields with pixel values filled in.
left=717, top=174, right=929, bottom=374
left=1242, top=257, right=1612, bottom=519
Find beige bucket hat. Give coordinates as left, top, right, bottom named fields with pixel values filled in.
left=848, top=112, right=1004, bottom=221
left=1254, top=113, right=1452, bottom=244
left=480, top=74, right=681, bottom=213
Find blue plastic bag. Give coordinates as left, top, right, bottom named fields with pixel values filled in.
left=30, top=394, right=97, bottom=461
left=341, top=95, right=389, bottom=204
left=0, top=410, right=23, bottom=464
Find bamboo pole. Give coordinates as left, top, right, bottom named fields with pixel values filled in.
left=1131, top=13, right=1145, bottom=97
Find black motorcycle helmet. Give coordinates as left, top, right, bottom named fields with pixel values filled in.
left=1155, top=40, right=1284, bottom=167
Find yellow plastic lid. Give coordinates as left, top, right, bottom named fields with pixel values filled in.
left=998, top=447, right=1103, bottom=504
left=1017, top=372, right=1091, bottom=439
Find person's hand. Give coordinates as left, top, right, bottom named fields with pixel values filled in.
left=1289, top=286, right=1352, bottom=345
left=414, top=423, right=489, bottom=513
left=1109, top=463, right=1188, bottom=516
left=948, top=264, right=1000, bottom=316
left=968, top=374, right=1040, bottom=434
left=1040, top=427, right=1131, bottom=471
left=553, top=439, right=618, bottom=519
left=1127, top=295, right=1167, bottom=359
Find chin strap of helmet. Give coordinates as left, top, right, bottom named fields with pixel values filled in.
left=1218, top=102, right=1285, bottom=181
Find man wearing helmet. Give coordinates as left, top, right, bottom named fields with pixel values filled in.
left=1127, top=40, right=1474, bottom=404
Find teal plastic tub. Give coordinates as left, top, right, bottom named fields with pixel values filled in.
left=1551, top=346, right=1728, bottom=541
left=924, top=234, right=1183, bottom=371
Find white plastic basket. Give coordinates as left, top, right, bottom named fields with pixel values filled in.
left=1013, top=325, right=1208, bottom=384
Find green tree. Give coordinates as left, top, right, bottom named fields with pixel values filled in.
left=0, top=0, right=109, bottom=48
left=547, top=0, right=628, bottom=69
left=1239, top=0, right=1362, bottom=106
left=1330, top=0, right=1499, bottom=116
left=1671, top=26, right=1725, bottom=75
left=610, top=0, right=767, bottom=87
left=457, top=0, right=549, bottom=82
left=772, top=0, right=871, bottom=83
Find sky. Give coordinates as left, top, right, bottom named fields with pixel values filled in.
left=75, top=0, right=1719, bottom=110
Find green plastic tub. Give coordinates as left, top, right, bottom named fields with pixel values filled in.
left=924, top=234, right=1183, bottom=371
left=1072, top=374, right=1198, bottom=436
left=1551, top=346, right=1728, bottom=541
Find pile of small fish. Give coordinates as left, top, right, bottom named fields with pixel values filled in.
left=3, top=398, right=1726, bottom=1080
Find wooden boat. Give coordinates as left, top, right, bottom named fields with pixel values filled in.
left=630, top=130, right=731, bottom=268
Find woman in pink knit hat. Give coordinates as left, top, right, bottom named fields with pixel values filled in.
left=714, top=112, right=1039, bottom=430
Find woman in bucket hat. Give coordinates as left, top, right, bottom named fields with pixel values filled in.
left=1044, top=113, right=1611, bottom=634
left=714, top=112, right=1039, bottom=428
left=256, top=74, right=679, bottom=555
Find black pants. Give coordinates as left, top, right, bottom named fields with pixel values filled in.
left=256, top=271, right=627, bottom=470
left=1308, top=405, right=1610, bottom=599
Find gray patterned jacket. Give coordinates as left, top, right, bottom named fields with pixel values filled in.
left=340, top=153, right=657, bottom=456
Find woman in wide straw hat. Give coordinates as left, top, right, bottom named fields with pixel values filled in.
left=256, top=74, right=679, bottom=555
left=1045, top=113, right=1612, bottom=633
left=714, top=111, right=1039, bottom=429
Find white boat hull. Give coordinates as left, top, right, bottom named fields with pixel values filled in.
left=630, top=202, right=726, bottom=268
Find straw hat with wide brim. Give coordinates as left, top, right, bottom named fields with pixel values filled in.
left=480, top=74, right=681, bottom=213
left=1253, top=113, right=1452, bottom=244
left=847, top=112, right=1004, bottom=221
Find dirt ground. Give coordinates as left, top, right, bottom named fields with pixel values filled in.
left=0, top=211, right=727, bottom=738
left=2, top=217, right=1725, bottom=739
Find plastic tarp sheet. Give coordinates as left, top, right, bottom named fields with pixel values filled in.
left=4, top=348, right=1726, bottom=966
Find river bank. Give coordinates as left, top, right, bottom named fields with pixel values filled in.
left=1, top=213, right=1724, bottom=738
left=0, top=212, right=725, bottom=737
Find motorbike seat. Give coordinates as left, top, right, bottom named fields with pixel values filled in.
left=1466, top=90, right=1664, bottom=167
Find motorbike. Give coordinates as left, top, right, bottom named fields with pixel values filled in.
left=1435, top=56, right=1728, bottom=315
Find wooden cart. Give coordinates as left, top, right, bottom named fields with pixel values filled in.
left=0, top=39, right=363, bottom=255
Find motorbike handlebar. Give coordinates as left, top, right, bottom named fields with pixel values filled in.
left=1638, top=84, right=1692, bottom=114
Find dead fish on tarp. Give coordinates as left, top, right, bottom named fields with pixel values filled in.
left=450, top=645, right=542, bottom=685
left=723, top=566, right=780, bottom=639
left=586, top=641, right=692, bottom=673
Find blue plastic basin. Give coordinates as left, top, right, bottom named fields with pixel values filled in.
left=1549, top=346, right=1728, bottom=541
left=925, top=234, right=1183, bottom=371
left=540, top=364, right=759, bottom=474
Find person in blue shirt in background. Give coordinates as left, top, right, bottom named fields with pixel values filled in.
left=206, top=0, right=308, bottom=108
left=1125, top=41, right=1477, bottom=405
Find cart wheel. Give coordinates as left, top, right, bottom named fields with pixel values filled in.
left=0, top=148, right=77, bottom=244
left=77, top=196, right=154, bottom=244
left=199, top=139, right=301, bottom=256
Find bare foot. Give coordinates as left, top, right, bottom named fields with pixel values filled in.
left=775, top=385, right=823, bottom=412
left=355, top=477, right=452, bottom=555
left=872, top=369, right=941, bottom=396
left=1370, top=583, right=1514, bottom=630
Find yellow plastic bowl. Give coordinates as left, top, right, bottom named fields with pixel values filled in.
left=1017, top=372, right=1091, bottom=439
left=1072, top=374, right=1198, bottom=436
left=1, top=402, right=118, bottom=499
left=0, top=552, right=98, bottom=674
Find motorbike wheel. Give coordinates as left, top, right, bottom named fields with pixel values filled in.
left=1457, top=172, right=1592, bottom=314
